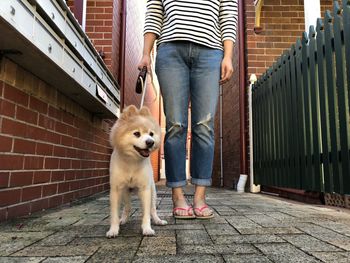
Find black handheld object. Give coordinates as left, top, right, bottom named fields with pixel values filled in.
left=136, top=66, right=147, bottom=94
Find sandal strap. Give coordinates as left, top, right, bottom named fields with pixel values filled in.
left=194, top=204, right=210, bottom=212
left=173, top=206, right=193, bottom=212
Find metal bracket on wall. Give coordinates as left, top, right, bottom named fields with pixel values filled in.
left=254, top=0, right=264, bottom=34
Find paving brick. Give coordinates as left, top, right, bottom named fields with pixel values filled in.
left=178, top=243, right=258, bottom=255
left=238, top=226, right=302, bottom=235
left=307, top=231, right=350, bottom=251
left=211, top=234, right=284, bottom=244
left=310, top=251, right=350, bottom=263
left=133, top=255, right=224, bottom=263
left=223, top=254, right=273, bottom=263
left=71, top=236, right=141, bottom=247
left=176, top=229, right=213, bottom=245
left=254, top=243, right=322, bottom=263
left=0, top=257, right=45, bottom=263
left=280, top=234, right=343, bottom=252
left=204, top=223, right=240, bottom=236
left=0, top=232, right=52, bottom=256
left=37, top=231, right=78, bottom=246
left=137, top=243, right=176, bottom=257
left=86, top=247, right=135, bottom=262
left=13, top=245, right=99, bottom=257
left=41, top=256, right=89, bottom=263
left=225, top=215, right=263, bottom=229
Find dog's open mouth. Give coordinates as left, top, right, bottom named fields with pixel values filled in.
left=134, top=146, right=150, bottom=157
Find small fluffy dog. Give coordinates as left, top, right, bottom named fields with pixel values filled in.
left=106, top=105, right=167, bottom=238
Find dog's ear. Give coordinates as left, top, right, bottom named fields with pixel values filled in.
left=139, top=106, right=151, bottom=117
left=120, top=105, right=138, bottom=120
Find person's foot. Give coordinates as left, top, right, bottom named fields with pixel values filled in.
left=173, top=198, right=195, bottom=219
left=193, top=203, right=214, bottom=219
left=193, top=186, right=214, bottom=219
left=172, top=188, right=195, bottom=219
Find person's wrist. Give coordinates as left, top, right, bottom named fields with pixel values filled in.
left=223, top=54, right=233, bottom=60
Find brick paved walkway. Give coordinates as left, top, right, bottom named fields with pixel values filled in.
left=1, top=183, right=350, bottom=262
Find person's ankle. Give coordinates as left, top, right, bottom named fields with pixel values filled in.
left=193, top=198, right=206, bottom=207
left=172, top=192, right=185, bottom=201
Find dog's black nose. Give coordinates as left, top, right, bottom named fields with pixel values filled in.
left=146, top=139, right=154, bottom=148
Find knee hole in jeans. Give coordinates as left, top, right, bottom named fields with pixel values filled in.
left=167, top=122, right=186, bottom=139
left=193, top=114, right=213, bottom=132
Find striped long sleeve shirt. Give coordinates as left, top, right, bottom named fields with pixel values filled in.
left=144, top=0, right=238, bottom=50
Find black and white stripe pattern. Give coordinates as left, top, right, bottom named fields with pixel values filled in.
left=144, top=0, right=238, bottom=50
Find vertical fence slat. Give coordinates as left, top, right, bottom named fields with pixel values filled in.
left=301, top=32, right=314, bottom=190
left=263, top=73, right=272, bottom=181
left=276, top=58, right=284, bottom=187
left=308, top=25, right=323, bottom=191
left=261, top=74, right=267, bottom=183
left=288, top=45, right=299, bottom=188
left=280, top=55, right=287, bottom=187
left=295, top=39, right=306, bottom=190
left=290, top=44, right=301, bottom=189
left=324, top=10, right=341, bottom=194
left=333, top=2, right=350, bottom=194
left=282, top=51, right=293, bottom=187
left=257, top=79, right=264, bottom=185
left=342, top=0, right=350, bottom=194
left=316, top=18, right=332, bottom=193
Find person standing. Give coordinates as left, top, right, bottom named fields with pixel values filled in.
left=138, top=0, right=238, bottom=219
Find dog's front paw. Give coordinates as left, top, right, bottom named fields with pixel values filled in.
left=142, top=227, right=155, bottom=236
left=106, top=226, right=119, bottom=238
left=154, top=219, right=168, bottom=225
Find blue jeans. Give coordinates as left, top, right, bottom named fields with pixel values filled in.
left=155, top=41, right=223, bottom=188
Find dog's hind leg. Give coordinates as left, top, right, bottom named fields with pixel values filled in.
left=151, top=182, right=168, bottom=226
left=120, top=189, right=131, bottom=225
left=106, top=187, right=122, bottom=238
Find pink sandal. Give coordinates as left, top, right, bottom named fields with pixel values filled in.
left=173, top=206, right=196, bottom=219
left=193, top=204, right=214, bottom=219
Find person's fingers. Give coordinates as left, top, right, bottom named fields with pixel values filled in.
left=220, top=64, right=226, bottom=83
left=220, top=64, right=233, bottom=84
left=220, top=64, right=229, bottom=84
left=137, top=56, right=151, bottom=71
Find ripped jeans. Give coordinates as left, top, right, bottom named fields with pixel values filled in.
left=155, top=41, right=223, bottom=188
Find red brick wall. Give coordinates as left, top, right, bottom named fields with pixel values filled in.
left=111, top=0, right=121, bottom=81
left=85, top=0, right=114, bottom=70
left=0, top=59, right=111, bottom=222
left=246, top=0, right=333, bottom=78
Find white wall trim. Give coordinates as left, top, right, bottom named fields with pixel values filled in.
left=304, top=0, right=321, bottom=34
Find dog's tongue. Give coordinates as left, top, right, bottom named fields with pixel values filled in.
left=139, top=149, right=150, bottom=157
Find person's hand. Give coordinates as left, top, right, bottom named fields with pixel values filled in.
left=138, top=54, right=152, bottom=75
left=219, top=56, right=233, bottom=85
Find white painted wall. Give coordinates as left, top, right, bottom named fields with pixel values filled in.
left=304, top=0, right=321, bottom=34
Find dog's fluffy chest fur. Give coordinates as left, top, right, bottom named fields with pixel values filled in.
left=110, top=150, right=153, bottom=189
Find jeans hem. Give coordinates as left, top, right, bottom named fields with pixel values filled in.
left=166, top=180, right=188, bottom=188
left=191, top=178, right=212, bottom=187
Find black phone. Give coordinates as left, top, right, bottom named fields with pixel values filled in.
left=135, top=66, right=147, bottom=94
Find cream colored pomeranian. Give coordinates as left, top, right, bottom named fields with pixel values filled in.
left=106, top=105, right=167, bottom=238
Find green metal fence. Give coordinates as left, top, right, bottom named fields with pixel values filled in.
left=252, top=0, right=350, bottom=195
